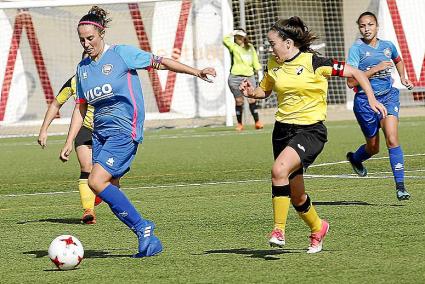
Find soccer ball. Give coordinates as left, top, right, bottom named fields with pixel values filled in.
left=48, top=235, right=84, bottom=270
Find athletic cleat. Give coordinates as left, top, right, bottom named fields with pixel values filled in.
left=235, top=123, right=244, bottom=131
left=269, top=228, right=285, bottom=248
left=346, top=152, right=367, bottom=177
left=307, top=220, right=329, bottom=254
left=255, top=121, right=264, bottom=130
left=133, top=221, right=163, bottom=258
left=94, top=196, right=103, bottom=206
left=81, top=209, right=96, bottom=225
left=396, top=189, right=411, bottom=201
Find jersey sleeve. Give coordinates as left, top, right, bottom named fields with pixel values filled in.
left=346, top=45, right=360, bottom=68
left=55, top=76, right=74, bottom=105
left=75, top=71, right=86, bottom=104
left=259, top=58, right=275, bottom=92
left=389, top=41, right=401, bottom=63
left=312, top=54, right=346, bottom=77
left=114, top=45, right=158, bottom=70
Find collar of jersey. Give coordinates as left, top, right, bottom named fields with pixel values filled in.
left=361, top=38, right=380, bottom=49
left=284, top=50, right=302, bottom=63
left=90, top=44, right=111, bottom=65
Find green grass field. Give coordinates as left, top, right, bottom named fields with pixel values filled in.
left=1, top=117, right=424, bottom=283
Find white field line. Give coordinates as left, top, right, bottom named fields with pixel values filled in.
left=2, top=169, right=424, bottom=198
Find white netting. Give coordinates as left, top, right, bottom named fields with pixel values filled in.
left=230, top=0, right=425, bottom=109
left=0, top=0, right=229, bottom=137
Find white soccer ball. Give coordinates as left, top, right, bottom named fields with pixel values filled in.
left=48, top=235, right=84, bottom=270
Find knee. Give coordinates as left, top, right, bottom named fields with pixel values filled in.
left=235, top=97, right=244, bottom=106
left=386, top=136, right=399, bottom=148
left=271, top=163, right=290, bottom=183
left=88, top=174, right=106, bottom=193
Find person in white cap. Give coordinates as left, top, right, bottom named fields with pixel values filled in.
left=223, top=28, right=263, bottom=131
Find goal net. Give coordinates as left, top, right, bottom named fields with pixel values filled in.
left=231, top=0, right=425, bottom=110
left=0, top=0, right=231, bottom=137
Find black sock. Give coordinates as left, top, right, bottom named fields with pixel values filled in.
left=235, top=105, right=243, bottom=124
left=249, top=103, right=259, bottom=122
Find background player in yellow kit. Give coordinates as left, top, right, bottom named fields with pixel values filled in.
left=38, top=74, right=101, bottom=224
left=240, top=16, right=387, bottom=253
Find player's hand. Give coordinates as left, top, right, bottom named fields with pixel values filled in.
left=401, top=78, right=414, bottom=90
left=368, top=98, right=387, bottom=118
left=198, top=68, right=216, bottom=83
left=239, top=79, right=255, bottom=98
left=59, top=143, right=73, bottom=162
left=374, top=61, right=393, bottom=72
left=37, top=130, right=48, bottom=149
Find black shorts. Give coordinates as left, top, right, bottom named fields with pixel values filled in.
left=74, top=126, right=93, bottom=148
left=272, top=121, right=327, bottom=169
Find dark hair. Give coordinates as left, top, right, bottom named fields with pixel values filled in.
left=234, top=27, right=251, bottom=50
left=78, top=6, right=112, bottom=31
left=270, top=16, right=318, bottom=54
left=356, top=11, right=378, bottom=25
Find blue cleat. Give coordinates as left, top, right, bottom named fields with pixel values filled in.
left=133, top=221, right=163, bottom=258
left=396, top=183, right=411, bottom=201
left=346, top=152, right=367, bottom=177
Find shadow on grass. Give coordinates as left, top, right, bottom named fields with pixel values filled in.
left=203, top=248, right=304, bottom=260
left=313, top=200, right=404, bottom=207
left=17, top=218, right=82, bottom=225
left=23, top=249, right=132, bottom=259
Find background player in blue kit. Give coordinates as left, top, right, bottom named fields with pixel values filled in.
left=346, top=12, right=414, bottom=200
left=60, top=6, right=216, bottom=257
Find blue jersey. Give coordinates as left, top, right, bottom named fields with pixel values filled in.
left=347, top=39, right=401, bottom=96
left=76, top=45, right=155, bottom=143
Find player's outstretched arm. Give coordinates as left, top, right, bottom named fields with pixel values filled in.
left=59, top=103, right=87, bottom=162
left=347, top=61, right=393, bottom=88
left=38, top=99, right=62, bottom=149
left=159, top=58, right=216, bottom=83
left=344, top=64, right=387, bottom=117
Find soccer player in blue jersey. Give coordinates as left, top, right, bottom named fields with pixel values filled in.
left=346, top=12, right=413, bottom=200
left=59, top=6, right=216, bottom=258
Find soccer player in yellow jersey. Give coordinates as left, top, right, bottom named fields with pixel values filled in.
left=223, top=28, right=263, bottom=131
left=240, top=16, right=387, bottom=253
left=38, top=75, right=101, bottom=224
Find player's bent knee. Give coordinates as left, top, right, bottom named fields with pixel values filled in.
left=271, top=165, right=290, bottom=180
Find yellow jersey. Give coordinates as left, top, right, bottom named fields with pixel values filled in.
left=260, top=52, right=345, bottom=125
left=56, top=76, right=94, bottom=130
left=223, top=35, right=262, bottom=76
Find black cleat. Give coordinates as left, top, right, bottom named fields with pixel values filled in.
left=346, top=152, right=367, bottom=177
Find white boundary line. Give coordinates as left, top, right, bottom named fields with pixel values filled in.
left=2, top=168, right=424, bottom=198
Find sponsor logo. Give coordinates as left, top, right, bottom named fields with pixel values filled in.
left=296, top=66, right=304, bottom=75
left=106, top=157, right=114, bottom=167
left=119, top=211, right=128, bottom=218
left=144, top=226, right=152, bottom=238
left=297, top=144, right=306, bottom=152
left=365, top=51, right=371, bottom=57
left=102, top=64, right=113, bottom=75
left=272, top=67, right=281, bottom=72
left=84, top=84, right=114, bottom=102
left=384, top=48, right=392, bottom=58
left=394, top=106, right=399, bottom=113
left=82, top=72, right=88, bottom=79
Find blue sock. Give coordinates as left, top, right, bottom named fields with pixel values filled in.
left=353, top=144, right=372, bottom=162
left=389, top=146, right=405, bottom=184
left=98, top=184, right=145, bottom=232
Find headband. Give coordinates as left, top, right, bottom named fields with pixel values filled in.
left=272, top=25, right=296, bottom=40
left=78, top=21, right=104, bottom=30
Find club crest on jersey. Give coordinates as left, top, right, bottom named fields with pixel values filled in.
left=384, top=48, right=391, bottom=58
left=296, top=66, right=304, bottom=75
left=102, top=64, right=113, bottom=75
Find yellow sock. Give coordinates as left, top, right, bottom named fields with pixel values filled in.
left=271, top=185, right=291, bottom=231
left=273, top=196, right=290, bottom=231
left=295, top=195, right=322, bottom=233
left=79, top=179, right=95, bottom=210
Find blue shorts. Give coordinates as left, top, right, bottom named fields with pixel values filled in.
left=92, top=130, right=139, bottom=178
left=353, top=87, right=400, bottom=138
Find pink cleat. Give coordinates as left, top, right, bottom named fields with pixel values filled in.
left=307, top=220, right=329, bottom=254
left=269, top=228, right=285, bottom=248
